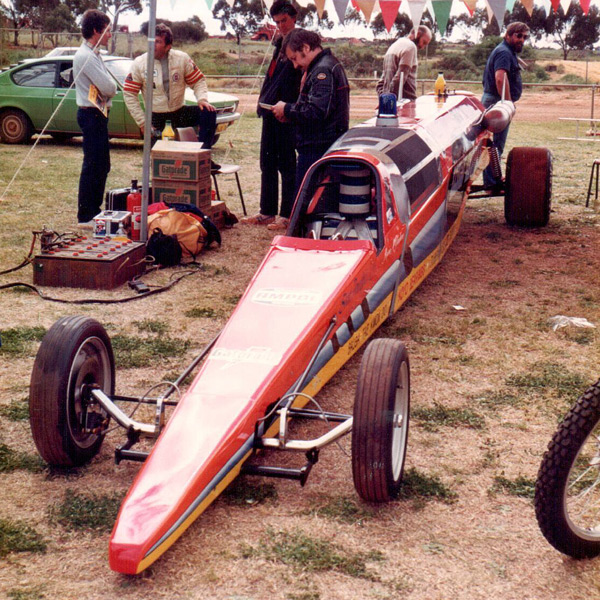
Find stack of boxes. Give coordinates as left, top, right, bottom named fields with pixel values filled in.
left=151, top=140, right=212, bottom=210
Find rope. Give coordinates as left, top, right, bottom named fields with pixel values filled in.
left=0, top=32, right=108, bottom=203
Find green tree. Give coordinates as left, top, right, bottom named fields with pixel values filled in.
left=96, top=0, right=143, bottom=53
left=212, top=0, right=264, bottom=44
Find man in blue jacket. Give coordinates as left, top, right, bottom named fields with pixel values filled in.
left=73, top=9, right=117, bottom=226
left=272, top=29, right=349, bottom=199
left=481, top=22, right=529, bottom=192
left=242, top=0, right=302, bottom=230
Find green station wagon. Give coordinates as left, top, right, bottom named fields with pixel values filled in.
left=0, top=55, right=240, bottom=144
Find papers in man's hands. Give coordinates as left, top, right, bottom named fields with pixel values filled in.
left=258, top=102, right=274, bottom=110
left=88, top=84, right=108, bottom=117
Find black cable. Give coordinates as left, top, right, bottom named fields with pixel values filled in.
left=0, top=266, right=202, bottom=304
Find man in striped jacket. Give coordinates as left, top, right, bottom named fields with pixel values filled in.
left=123, top=23, right=217, bottom=151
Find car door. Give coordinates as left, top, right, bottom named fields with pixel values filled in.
left=9, top=61, right=58, bottom=130
left=51, top=60, right=79, bottom=133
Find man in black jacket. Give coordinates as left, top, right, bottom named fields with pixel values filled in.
left=241, top=0, right=301, bottom=230
left=272, top=29, right=349, bottom=199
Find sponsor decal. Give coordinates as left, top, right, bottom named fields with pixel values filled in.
left=158, top=164, right=191, bottom=177
left=317, top=72, right=327, bottom=80
left=172, top=72, right=180, bottom=82
left=209, top=346, right=281, bottom=367
left=252, top=288, right=322, bottom=306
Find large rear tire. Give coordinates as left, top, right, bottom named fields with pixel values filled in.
left=29, top=316, right=115, bottom=467
left=352, top=339, right=410, bottom=502
left=505, top=147, right=552, bottom=227
left=535, top=380, right=600, bottom=558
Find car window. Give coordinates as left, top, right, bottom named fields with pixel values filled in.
left=58, top=63, right=74, bottom=88
left=12, top=63, right=57, bottom=87
left=104, top=58, right=132, bottom=86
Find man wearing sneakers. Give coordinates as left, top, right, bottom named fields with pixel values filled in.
left=241, top=0, right=301, bottom=230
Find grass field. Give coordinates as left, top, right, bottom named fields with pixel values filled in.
left=1, top=87, right=600, bottom=599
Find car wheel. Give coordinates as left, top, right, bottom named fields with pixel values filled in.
left=0, top=109, right=33, bottom=144
left=352, top=338, right=410, bottom=502
left=505, top=147, right=552, bottom=227
left=29, top=316, right=115, bottom=467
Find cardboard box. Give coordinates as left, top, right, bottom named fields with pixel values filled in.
left=151, top=140, right=211, bottom=182
left=205, top=200, right=233, bottom=229
left=153, top=178, right=211, bottom=209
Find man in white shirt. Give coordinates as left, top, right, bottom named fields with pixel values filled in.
left=73, top=9, right=116, bottom=226
left=376, top=26, right=432, bottom=101
left=123, top=23, right=217, bottom=155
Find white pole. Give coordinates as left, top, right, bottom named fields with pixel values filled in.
left=140, top=0, right=157, bottom=243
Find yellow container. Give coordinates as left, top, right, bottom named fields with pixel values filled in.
left=162, top=120, right=175, bottom=141
left=434, top=72, right=446, bottom=97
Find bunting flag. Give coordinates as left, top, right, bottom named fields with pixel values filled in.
left=580, top=0, right=591, bottom=14
left=461, top=0, right=477, bottom=16
left=204, top=0, right=215, bottom=8
left=520, top=0, right=535, bottom=14
left=431, top=0, right=453, bottom=34
left=550, top=0, right=560, bottom=11
left=380, top=0, right=402, bottom=31
left=262, top=0, right=274, bottom=9
left=505, top=0, right=516, bottom=9
left=332, top=0, right=351, bottom=23
left=486, top=0, right=507, bottom=26
left=559, top=0, right=570, bottom=11
left=314, top=0, right=327, bottom=17
left=355, top=0, right=377, bottom=22
left=406, top=0, right=427, bottom=28
left=224, top=0, right=235, bottom=6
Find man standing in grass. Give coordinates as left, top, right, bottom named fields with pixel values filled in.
left=123, top=23, right=218, bottom=168
left=241, top=0, right=302, bottom=231
left=481, top=22, right=530, bottom=193
left=376, top=26, right=432, bottom=101
left=73, top=9, right=116, bottom=227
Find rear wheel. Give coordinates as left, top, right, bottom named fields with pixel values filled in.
left=29, top=316, right=115, bottom=467
left=352, top=339, right=410, bottom=502
left=0, top=109, right=33, bottom=144
left=535, top=380, right=600, bottom=558
left=505, top=147, right=552, bottom=227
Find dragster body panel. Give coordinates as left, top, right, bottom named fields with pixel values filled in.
left=109, top=92, right=491, bottom=574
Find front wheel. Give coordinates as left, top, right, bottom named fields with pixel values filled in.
left=535, top=380, right=600, bottom=558
left=352, top=338, right=410, bottom=502
left=29, top=316, right=115, bottom=467
left=0, top=109, right=33, bottom=144
left=505, top=147, right=552, bottom=227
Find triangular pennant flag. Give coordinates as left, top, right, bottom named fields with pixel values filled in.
left=314, top=0, right=326, bottom=17
left=204, top=0, right=215, bottom=9
left=262, top=0, right=275, bottom=9
left=485, top=0, right=493, bottom=22
left=332, top=0, right=351, bottom=23
left=380, top=0, right=402, bottom=31
left=520, top=0, right=534, bottom=14
left=431, top=0, right=452, bottom=35
left=539, top=0, right=551, bottom=15
left=224, top=0, right=235, bottom=7
left=461, top=0, right=477, bottom=16
left=550, top=0, right=560, bottom=11
left=580, top=0, right=591, bottom=14
left=355, top=0, right=377, bottom=22
left=505, top=0, right=516, bottom=10
left=487, top=0, right=507, bottom=27
left=351, top=0, right=360, bottom=9
left=169, top=0, right=177, bottom=8
left=406, top=0, right=426, bottom=28
left=559, top=0, right=571, bottom=11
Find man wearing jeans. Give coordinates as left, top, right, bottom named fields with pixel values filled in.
left=73, top=9, right=116, bottom=226
left=481, top=22, right=529, bottom=192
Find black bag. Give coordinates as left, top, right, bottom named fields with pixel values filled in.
left=146, top=228, right=182, bottom=267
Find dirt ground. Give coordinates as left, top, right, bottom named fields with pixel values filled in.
left=1, top=90, right=600, bottom=599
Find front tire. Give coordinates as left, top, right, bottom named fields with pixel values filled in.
left=352, top=339, right=410, bottom=502
left=0, top=109, right=33, bottom=144
left=29, top=316, right=115, bottom=467
left=505, top=147, right=552, bottom=227
left=535, top=380, right=600, bottom=558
